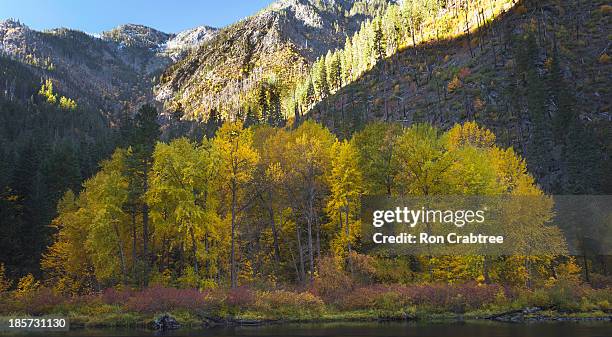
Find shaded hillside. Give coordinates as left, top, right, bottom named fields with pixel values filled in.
left=155, top=0, right=394, bottom=120
left=0, top=55, right=119, bottom=278
left=0, top=20, right=174, bottom=118
left=308, top=0, right=611, bottom=193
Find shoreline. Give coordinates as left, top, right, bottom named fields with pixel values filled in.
left=62, top=308, right=611, bottom=331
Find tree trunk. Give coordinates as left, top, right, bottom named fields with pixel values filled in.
left=230, top=180, right=237, bottom=288
left=267, top=199, right=281, bottom=266
left=410, top=18, right=417, bottom=57
left=345, top=204, right=353, bottom=275
left=525, top=257, right=532, bottom=289
left=113, top=223, right=128, bottom=285
left=131, top=209, right=137, bottom=284
left=296, top=222, right=306, bottom=282
left=307, top=188, right=315, bottom=282
left=582, top=253, right=590, bottom=283
left=142, top=161, right=150, bottom=285
left=190, top=226, right=199, bottom=274
left=483, top=255, right=491, bottom=284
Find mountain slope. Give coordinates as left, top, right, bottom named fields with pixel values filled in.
left=0, top=20, right=173, bottom=117
left=155, top=0, right=394, bottom=120
left=0, top=20, right=217, bottom=120
left=307, top=0, right=610, bottom=192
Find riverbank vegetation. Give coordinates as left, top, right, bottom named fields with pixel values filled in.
left=0, top=260, right=610, bottom=327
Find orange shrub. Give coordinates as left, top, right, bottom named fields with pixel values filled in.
left=448, top=76, right=462, bottom=92
left=474, top=97, right=485, bottom=111
left=312, top=256, right=353, bottom=303
left=254, top=290, right=324, bottom=316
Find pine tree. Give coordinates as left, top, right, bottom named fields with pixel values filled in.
left=258, top=85, right=269, bottom=123
left=205, top=108, right=223, bottom=138
left=515, top=33, right=555, bottom=189
left=372, top=17, right=386, bottom=62
left=341, top=38, right=353, bottom=84
left=126, top=104, right=160, bottom=285
left=327, top=51, right=342, bottom=92
left=313, top=59, right=329, bottom=99
left=266, top=84, right=285, bottom=127
left=244, top=106, right=259, bottom=128
left=548, top=45, right=576, bottom=143
left=562, top=120, right=601, bottom=194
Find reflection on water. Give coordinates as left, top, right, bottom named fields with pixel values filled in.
left=3, top=321, right=611, bottom=337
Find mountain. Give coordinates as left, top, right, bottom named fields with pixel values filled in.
left=0, top=20, right=217, bottom=119
left=164, top=25, right=219, bottom=60
left=303, top=0, right=611, bottom=193
left=101, top=23, right=171, bottom=49
left=0, top=19, right=170, bottom=116
left=155, top=0, right=395, bottom=120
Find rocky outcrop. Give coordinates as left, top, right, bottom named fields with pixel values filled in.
left=152, top=313, right=180, bottom=330
left=164, top=26, right=218, bottom=60
left=487, top=307, right=612, bottom=322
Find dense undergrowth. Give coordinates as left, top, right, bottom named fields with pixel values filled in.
left=1, top=258, right=610, bottom=328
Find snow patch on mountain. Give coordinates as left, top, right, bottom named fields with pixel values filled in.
left=163, top=25, right=218, bottom=60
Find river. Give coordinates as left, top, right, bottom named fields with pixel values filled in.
left=3, top=321, right=611, bottom=337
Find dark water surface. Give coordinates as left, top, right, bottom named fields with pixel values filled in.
left=4, top=321, right=611, bottom=337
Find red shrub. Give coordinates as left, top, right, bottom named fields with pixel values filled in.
left=225, top=286, right=256, bottom=308
left=100, top=288, right=133, bottom=305
left=458, top=67, right=471, bottom=79
left=340, top=284, right=393, bottom=310
left=125, top=286, right=208, bottom=313
left=390, top=282, right=501, bottom=311
left=21, top=287, right=66, bottom=315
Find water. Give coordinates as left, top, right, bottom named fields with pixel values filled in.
left=3, top=321, right=610, bottom=337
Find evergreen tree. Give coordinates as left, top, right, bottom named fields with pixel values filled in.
left=548, top=45, right=577, bottom=143
left=205, top=108, right=223, bottom=138
left=372, top=17, right=386, bottom=62
left=125, top=104, right=160, bottom=285
left=244, top=106, right=259, bottom=128
left=258, top=85, right=269, bottom=123
left=266, top=84, right=285, bottom=127
left=515, top=33, right=555, bottom=189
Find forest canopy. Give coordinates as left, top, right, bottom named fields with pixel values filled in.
left=40, top=119, right=571, bottom=293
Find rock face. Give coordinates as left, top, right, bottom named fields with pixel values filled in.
left=155, top=0, right=395, bottom=119
left=101, top=24, right=172, bottom=49
left=164, top=26, right=219, bottom=60
left=152, top=313, right=180, bottom=330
